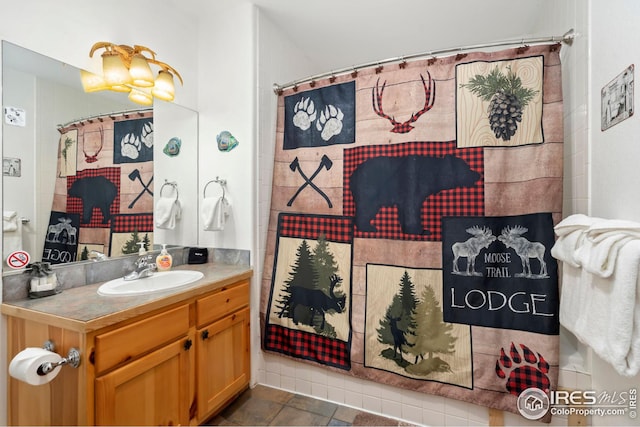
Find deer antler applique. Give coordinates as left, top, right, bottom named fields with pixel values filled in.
left=372, top=71, right=436, bottom=133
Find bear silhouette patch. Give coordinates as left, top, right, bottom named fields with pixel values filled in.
left=68, top=176, right=118, bottom=224
left=349, top=154, right=480, bottom=235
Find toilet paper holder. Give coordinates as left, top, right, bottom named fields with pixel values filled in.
left=38, top=340, right=80, bottom=376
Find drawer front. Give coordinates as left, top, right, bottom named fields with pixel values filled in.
left=197, top=281, right=249, bottom=327
left=94, top=304, right=189, bottom=374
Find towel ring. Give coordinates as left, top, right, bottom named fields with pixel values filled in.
left=160, top=180, right=179, bottom=200
left=204, top=177, right=226, bottom=200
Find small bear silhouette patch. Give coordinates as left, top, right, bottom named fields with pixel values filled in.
left=349, top=154, right=480, bottom=235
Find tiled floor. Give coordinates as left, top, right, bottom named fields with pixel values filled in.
left=205, top=384, right=411, bottom=426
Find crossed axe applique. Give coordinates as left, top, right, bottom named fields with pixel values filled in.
left=128, top=169, right=154, bottom=209
left=287, top=155, right=333, bottom=208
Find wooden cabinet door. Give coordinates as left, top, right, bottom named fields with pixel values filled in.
left=95, top=335, right=194, bottom=426
left=197, top=306, right=250, bottom=420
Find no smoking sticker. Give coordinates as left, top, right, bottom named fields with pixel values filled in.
left=6, top=250, right=30, bottom=269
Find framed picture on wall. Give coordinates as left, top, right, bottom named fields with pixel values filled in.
left=601, top=64, right=634, bottom=131
left=2, top=157, right=21, bottom=177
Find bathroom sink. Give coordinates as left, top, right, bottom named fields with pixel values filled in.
left=97, top=270, right=205, bottom=296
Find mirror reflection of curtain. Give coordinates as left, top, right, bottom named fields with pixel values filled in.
left=43, top=110, right=154, bottom=265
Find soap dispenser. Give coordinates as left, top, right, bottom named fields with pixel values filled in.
left=137, top=242, right=147, bottom=255
left=156, top=244, right=173, bottom=271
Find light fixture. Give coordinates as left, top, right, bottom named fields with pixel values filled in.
left=81, top=42, right=183, bottom=105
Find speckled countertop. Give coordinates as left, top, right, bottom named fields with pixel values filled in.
left=1, top=263, right=253, bottom=333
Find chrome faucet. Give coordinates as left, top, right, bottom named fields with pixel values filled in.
left=89, top=250, right=108, bottom=261
left=124, top=254, right=156, bottom=281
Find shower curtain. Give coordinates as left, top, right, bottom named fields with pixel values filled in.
left=43, top=110, right=154, bottom=264
left=261, top=44, right=563, bottom=419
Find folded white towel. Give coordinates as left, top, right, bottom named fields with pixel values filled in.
left=552, top=214, right=640, bottom=275
left=560, top=239, right=640, bottom=376
left=3, top=210, right=18, bottom=232
left=155, top=197, right=181, bottom=230
left=551, top=228, right=587, bottom=268
left=553, top=213, right=599, bottom=236
left=201, top=197, right=230, bottom=231
left=574, top=233, right=635, bottom=278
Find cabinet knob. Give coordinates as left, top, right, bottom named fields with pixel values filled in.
left=201, top=330, right=209, bottom=340
left=184, top=338, right=193, bottom=351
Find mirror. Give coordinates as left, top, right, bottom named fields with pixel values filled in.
left=2, top=41, right=199, bottom=271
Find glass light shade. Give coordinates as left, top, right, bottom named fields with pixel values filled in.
left=128, top=88, right=153, bottom=106
left=102, top=51, right=132, bottom=86
left=152, top=70, right=175, bottom=101
left=108, top=84, right=132, bottom=93
left=80, top=69, right=108, bottom=92
left=129, top=54, right=154, bottom=87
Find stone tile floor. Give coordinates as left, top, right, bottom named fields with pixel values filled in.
left=205, top=384, right=413, bottom=426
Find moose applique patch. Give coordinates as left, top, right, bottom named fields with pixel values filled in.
left=264, top=213, right=353, bottom=369
left=441, top=213, right=559, bottom=335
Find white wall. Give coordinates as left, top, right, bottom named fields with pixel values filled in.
left=589, top=1, right=640, bottom=425
left=254, top=3, right=320, bottom=393
left=194, top=0, right=256, bottom=253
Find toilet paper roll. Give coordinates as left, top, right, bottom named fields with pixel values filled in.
left=9, top=347, right=63, bottom=385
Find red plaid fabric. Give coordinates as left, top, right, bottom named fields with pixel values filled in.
left=506, top=366, right=551, bottom=396
left=112, top=214, right=154, bottom=233
left=278, top=213, right=353, bottom=243
left=343, top=141, right=484, bottom=241
left=66, top=168, right=120, bottom=228
left=264, top=324, right=350, bottom=370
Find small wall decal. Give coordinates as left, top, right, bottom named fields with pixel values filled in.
left=216, top=131, right=239, bottom=152
left=163, top=137, right=182, bottom=157
left=602, top=64, right=634, bottom=131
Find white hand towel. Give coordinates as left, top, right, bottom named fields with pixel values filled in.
left=3, top=210, right=18, bottom=232
left=560, top=239, right=640, bottom=376
left=201, top=197, right=230, bottom=231
left=155, top=197, right=181, bottom=230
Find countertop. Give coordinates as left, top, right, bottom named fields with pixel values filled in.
left=0, top=263, right=253, bottom=333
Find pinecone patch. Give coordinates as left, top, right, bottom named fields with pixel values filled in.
left=462, top=67, right=538, bottom=141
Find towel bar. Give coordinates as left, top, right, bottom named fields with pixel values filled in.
left=160, top=180, right=179, bottom=200
left=204, top=176, right=226, bottom=200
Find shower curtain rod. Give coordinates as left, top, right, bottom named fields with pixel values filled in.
left=273, top=28, right=575, bottom=94
left=57, top=107, right=153, bottom=129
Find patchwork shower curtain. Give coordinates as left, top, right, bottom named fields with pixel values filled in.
left=43, top=110, right=154, bottom=264
left=261, top=44, right=564, bottom=418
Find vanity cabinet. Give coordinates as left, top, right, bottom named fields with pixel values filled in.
left=93, top=304, right=195, bottom=426
left=95, top=334, right=194, bottom=426
left=196, top=281, right=250, bottom=419
left=3, top=273, right=252, bottom=426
